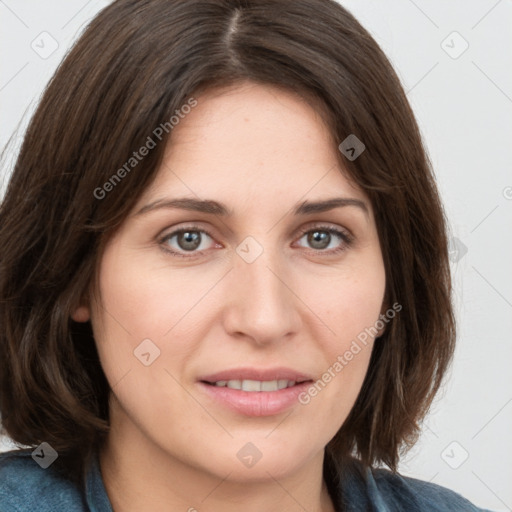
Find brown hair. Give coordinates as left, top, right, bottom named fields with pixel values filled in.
left=0, top=0, right=455, bottom=488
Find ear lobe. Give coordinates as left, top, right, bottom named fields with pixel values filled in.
left=71, top=305, right=90, bottom=323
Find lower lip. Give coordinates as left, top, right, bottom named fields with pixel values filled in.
left=198, top=381, right=313, bottom=417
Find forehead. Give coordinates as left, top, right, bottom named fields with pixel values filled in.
left=171, top=81, right=336, bottom=148
left=135, top=82, right=369, bottom=214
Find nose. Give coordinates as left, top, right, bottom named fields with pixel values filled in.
left=221, top=244, right=302, bottom=346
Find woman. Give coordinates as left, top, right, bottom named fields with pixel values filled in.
left=0, top=0, right=494, bottom=510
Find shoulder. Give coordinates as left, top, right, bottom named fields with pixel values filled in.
left=0, top=449, right=88, bottom=512
left=369, top=466, right=494, bottom=512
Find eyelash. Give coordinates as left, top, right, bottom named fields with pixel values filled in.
left=158, top=223, right=354, bottom=259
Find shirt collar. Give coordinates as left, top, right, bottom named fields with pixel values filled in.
left=84, top=450, right=113, bottom=512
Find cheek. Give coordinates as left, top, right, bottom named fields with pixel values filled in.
left=90, top=250, right=199, bottom=432
left=297, top=273, right=383, bottom=432
left=93, top=245, right=216, bottom=342
left=296, top=253, right=385, bottom=408
left=301, top=258, right=386, bottom=344
left=90, top=245, right=226, bottom=396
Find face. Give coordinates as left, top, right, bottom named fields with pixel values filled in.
left=74, top=82, right=386, bottom=482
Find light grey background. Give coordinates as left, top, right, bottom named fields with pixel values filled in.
left=1, top=1, right=511, bottom=510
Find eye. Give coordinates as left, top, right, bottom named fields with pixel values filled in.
left=295, top=225, right=353, bottom=254
left=159, top=225, right=217, bottom=257
left=158, top=223, right=353, bottom=259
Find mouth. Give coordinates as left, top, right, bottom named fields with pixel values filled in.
left=197, top=367, right=314, bottom=416
left=199, top=367, right=314, bottom=385
left=201, top=378, right=310, bottom=392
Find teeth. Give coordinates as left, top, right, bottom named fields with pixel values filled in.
left=213, top=379, right=297, bottom=391
left=242, top=379, right=261, bottom=392
left=278, top=379, right=289, bottom=390
left=261, top=380, right=278, bottom=391
left=226, top=380, right=242, bottom=390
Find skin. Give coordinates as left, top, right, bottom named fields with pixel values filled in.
left=73, top=81, right=386, bottom=512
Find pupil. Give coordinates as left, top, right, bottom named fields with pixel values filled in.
left=308, top=231, right=330, bottom=249
left=178, top=231, right=201, bottom=251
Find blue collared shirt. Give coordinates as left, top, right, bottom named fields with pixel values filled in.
left=0, top=449, right=494, bottom=511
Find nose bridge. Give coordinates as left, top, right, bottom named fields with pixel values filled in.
left=223, top=241, right=300, bottom=343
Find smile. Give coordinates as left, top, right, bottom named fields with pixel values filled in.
left=206, top=379, right=301, bottom=391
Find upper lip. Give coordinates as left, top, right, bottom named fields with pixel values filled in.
left=199, top=367, right=314, bottom=384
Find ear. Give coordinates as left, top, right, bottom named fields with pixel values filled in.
left=71, top=304, right=91, bottom=323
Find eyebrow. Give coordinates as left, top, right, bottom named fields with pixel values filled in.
left=135, top=196, right=369, bottom=218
